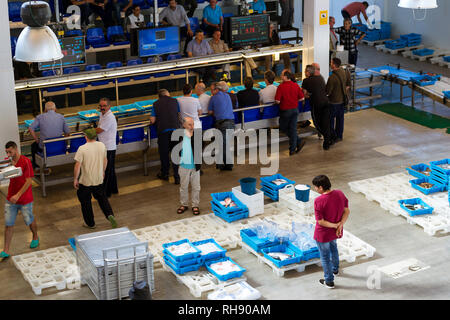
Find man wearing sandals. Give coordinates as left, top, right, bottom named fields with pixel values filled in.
left=177, top=117, right=202, bottom=216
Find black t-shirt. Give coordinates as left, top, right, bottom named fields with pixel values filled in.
left=301, top=75, right=329, bottom=107
left=237, top=89, right=260, bottom=108
left=227, top=92, right=238, bottom=109
left=13, top=61, right=40, bottom=81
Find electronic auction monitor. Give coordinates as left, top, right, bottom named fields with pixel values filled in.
left=228, top=14, right=270, bottom=48
left=39, top=36, right=86, bottom=70
left=138, top=26, right=180, bottom=57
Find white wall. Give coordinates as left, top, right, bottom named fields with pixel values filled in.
left=329, top=0, right=386, bottom=27
left=385, top=0, right=450, bottom=51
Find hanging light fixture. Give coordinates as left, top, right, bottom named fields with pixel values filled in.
left=398, top=0, right=438, bottom=9
left=14, top=1, right=63, bottom=62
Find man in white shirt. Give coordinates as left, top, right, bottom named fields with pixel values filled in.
left=259, top=70, right=277, bottom=104
left=74, top=128, right=117, bottom=229
left=127, top=5, right=145, bottom=32
left=95, top=97, right=118, bottom=198
left=177, top=84, right=203, bottom=129
left=194, top=82, right=211, bottom=114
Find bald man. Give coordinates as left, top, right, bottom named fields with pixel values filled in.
left=29, top=102, right=70, bottom=174
left=312, top=63, right=321, bottom=77
left=194, top=82, right=211, bottom=114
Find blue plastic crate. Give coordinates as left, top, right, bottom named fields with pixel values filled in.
left=299, top=246, right=320, bottom=261
left=430, top=159, right=450, bottom=175
left=24, top=120, right=34, bottom=128
left=118, top=103, right=144, bottom=115
left=260, top=174, right=295, bottom=192
left=411, top=75, right=436, bottom=87
left=398, top=198, right=434, bottom=217
left=211, top=192, right=248, bottom=214
left=261, top=242, right=302, bottom=267
left=443, top=91, right=450, bottom=99
left=110, top=106, right=122, bottom=116
left=164, top=253, right=204, bottom=268
left=192, top=238, right=227, bottom=261
left=163, top=256, right=202, bottom=275
left=261, top=186, right=279, bottom=201
left=385, top=39, right=407, bottom=50
left=205, top=257, right=246, bottom=281
left=135, top=99, right=157, bottom=113
left=409, top=178, right=445, bottom=195
left=400, top=33, right=422, bottom=41
left=412, top=48, right=435, bottom=57
left=68, top=238, right=76, bottom=251
left=406, top=163, right=432, bottom=179
left=212, top=202, right=249, bottom=223
left=444, top=56, right=450, bottom=63
left=162, top=239, right=202, bottom=262
left=430, top=170, right=449, bottom=183
left=240, top=228, right=280, bottom=253
left=422, top=73, right=441, bottom=81
left=78, top=109, right=100, bottom=121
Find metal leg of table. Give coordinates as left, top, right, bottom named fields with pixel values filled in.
left=240, top=62, right=243, bottom=85
left=411, top=85, right=415, bottom=107
left=81, top=88, right=86, bottom=107
left=39, top=89, right=43, bottom=114
left=400, top=84, right=403, bottom=103
left=115, top=79, right=119, bottom=106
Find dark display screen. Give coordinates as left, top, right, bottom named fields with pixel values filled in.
left=138, top=26, right=180, bottom=57
left=229, top=14, right=270, bottom=48
left=39, top=36, right=86, bottom=70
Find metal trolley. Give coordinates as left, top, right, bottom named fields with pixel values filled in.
left=75, top=227, right=154, bottom=300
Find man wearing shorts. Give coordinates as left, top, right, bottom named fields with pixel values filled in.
left=1, top=141, right=39, bottom=258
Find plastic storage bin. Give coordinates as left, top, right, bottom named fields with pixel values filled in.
left=162, top=239, right=202, bottom=262
left=412, top=48, right=435, bottom=57
left=430, top=159, right=450, bottom=175
left=444, top=56, right=450, bottom=63
left=78, top=110, right=100, bottom=120
left=191, top=238, right=227, bottom=262
left=210, top=192, right=248, bottom=215
left=163, top=256, right=202, bottom=275
left=261, top=242, right=302, bottom=268
left=406, top=163, right=432, bottom=179
left=385, top=39, right=407, bottom=50
left=232, top=186, right=264, bottom=217
left=205, top=257, right=246, bottom=281
left=409, top=178, right=445, bottom=195
left=443, top=91, right=450, bottom=99
left=211, top=201, right=249, bottom=223
left=240, top=228, right=280, bottom=253
left=260, top=174, right=295, bottom=192
left=411, top=75, right=436, bottom=87
left=398, top=198, right=434, bottom=217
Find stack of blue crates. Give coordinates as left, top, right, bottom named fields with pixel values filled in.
left=412, top=48, right=435, bottom=57
left=444, top=56, right=450, bottom=63
left=379, top=21, right=392, bottom=40
left=260, top=173, right=295, bottom=201
left=385, top=39, right=407, bottom=50
left=429, top=159, right=450, bottom=191
left=210, top=192, right=249, bottom=222
left=162, top=239, right=203, bottom=275
left=400, top=33, right=422, bottom=47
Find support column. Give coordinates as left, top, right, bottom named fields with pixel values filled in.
left=0, top=2, right=20, bottom=158
left=303, top=0, right=330, bottom=81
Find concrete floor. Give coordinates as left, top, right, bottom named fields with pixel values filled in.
left=1, top=44, right=449, bottom=300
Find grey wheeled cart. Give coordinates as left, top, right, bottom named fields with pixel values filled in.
left=75, top=227, right=155, bottom=300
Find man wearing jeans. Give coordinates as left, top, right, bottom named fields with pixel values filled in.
left=312, top=175, right=350, bottom=289
left=1, top=141, right=39, bottom=258
left=274, top=71, right=305, bottom=156
left=74, top=128, right=117, bottom=229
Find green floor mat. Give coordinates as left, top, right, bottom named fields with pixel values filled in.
left=374, top=103, right=450, bottom=133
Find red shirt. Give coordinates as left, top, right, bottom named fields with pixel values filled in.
left=275, top=81, right=304, bottom=111
left=313, top=190, right=348, bottom=243
left=7, top=155, right=34, bottom=205
left=343, top=2, right=368, bottom=20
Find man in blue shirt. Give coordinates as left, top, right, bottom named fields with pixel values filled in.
left=251, top=0, right=266, bottom=14
left=176, top=117, right=202, bottom=215
left=203, top=0, right=223, bottom=36
left=187, top=30, right=216, bottom=85
left=208, top=82, right=235, bottom=171
left=28, top=101, right=70, bottom=174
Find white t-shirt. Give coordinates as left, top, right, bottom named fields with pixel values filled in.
left=259, top=84, right=278, bottom=104
left=198, top=93, right=211, bottom=115
left=177, top=96, right=202, bottom=129
left=128, top=13, right=145, bottom=29
left=74, top=141, right=107, bottom=187
left=98, top=110, right=117, bottom=151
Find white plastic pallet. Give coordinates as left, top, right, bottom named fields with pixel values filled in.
left=430, top=57, right=450, bottom=68
left=402, top=48, right=450, bottom=62
left=12, top=246, right=80, bottom=295
left=362, top=38, right=391, bottom=47
left=376, top=44, right=424, bottom=55
left=349, top=172, right=450, bottom=236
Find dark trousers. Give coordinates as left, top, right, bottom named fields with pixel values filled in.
left=280, top=0, right=294, bottom=27
left=215, top=119, right=235, bottom=169
left=341, top=10, right=351, bottom=20
left=180, top=26, right=193, bottom=54
left=157, top=131, right=179, bottom=178
left=312, top=103, right=333, bottom=144
left=89, top=4, right=113, bottom=27
left=103, top=150, right=118, bottom=197
left=196, top=67, right=216, bottom=86
left=31, top=142, right=42, bottom=169
left=279, top=108, right=301, bottom=153
left=204, top=24, right=220, bottom=37
left=348, top=51, right=358, bottom=65
left=330, top=103, right=345, bottom=140
left=77, top=184, right=114, bottom=227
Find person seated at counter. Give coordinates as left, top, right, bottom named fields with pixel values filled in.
left=237, top=77, right=260, bottom=108
left=126, top=5, right=145, bottom=32
left=259, top=70, right=277, bottom=104
left=28, top=101, right=70, bottom=175
left=89, top=0, right=114, bottom=28
left=187, top=30, right=216, bottom=85
left=160, top=0, right=193, bottom=53
left=209, top=29, right=232, bottom=80
left=250, top=0, right=266, bottom=14
left=194, top=82, right=211, bottom=114
left=202, top=0, right=223, bottom=36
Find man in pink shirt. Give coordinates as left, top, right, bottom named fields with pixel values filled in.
left=342, top=1, right=373, bottom=28
left=312, top=175, right=350, bottom=289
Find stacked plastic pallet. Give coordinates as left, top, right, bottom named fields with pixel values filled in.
left=260, top=173, right=295, bottom=201
left=400, top=33, right=422, bottom=47
left=210, top=192, right=249, bottom=222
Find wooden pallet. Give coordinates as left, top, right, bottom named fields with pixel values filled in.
left=430, top=57, right=450, bottom=69
left=402, top=48, right=450, bottom=62
left=376, top=44, right=424, bottom=55
left=362, top=38, right=391, bottom=47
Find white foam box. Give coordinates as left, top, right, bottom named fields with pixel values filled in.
left=232, top=186, right=264, bottom=217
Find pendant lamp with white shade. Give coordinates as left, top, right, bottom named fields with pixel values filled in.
left=14, top=1, right=63, bottom=63
left=398, top=0, right=438, bottom=9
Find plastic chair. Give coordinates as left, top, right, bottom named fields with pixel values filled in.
left=63, top=67, right=87, bottom=89
left=42, top=70, right=67, bottom=92
left=106, top=26, right=130, bottom=46
left=86, top=28, right=109, bottom=48
left=85, top=64, right=110, bottom=86
left=189, top=17, right=200, bottom=33
left=8, top=2, right=22, bottom=22
left=68, top=137, right=86, bottom=153
left=127, top=59, right=150, bottom=80
left=106, top=61, right=129, bottom=83
left=41, top=140, right=67, bottom=157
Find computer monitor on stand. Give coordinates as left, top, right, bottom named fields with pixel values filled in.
left=136, top=26, right=180, bottom=62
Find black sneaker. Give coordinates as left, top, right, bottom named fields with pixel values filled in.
left=319, top=279, right=335, bottom=289
left=174, top=176, right=180, bottom=185
left=296, top=140, right=306, bottom=153
left=323, top=142, right=330, bottom=150
left=157, top=172, right=169, bottom=181
left=333, top=270, right=339, bottom=276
